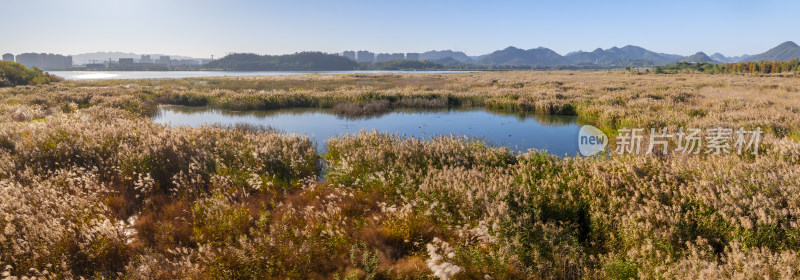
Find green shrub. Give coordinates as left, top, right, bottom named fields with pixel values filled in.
left=0, top=61, right=61, bottom=87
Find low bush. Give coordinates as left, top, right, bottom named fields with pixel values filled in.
left=0, top=61, right=61, bottom=87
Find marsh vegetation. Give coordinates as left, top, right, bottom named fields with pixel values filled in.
left=1, top=71, right=800, bottom=279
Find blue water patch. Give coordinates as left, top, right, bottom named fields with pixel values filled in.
left=153, top=106, right=582, bottom=156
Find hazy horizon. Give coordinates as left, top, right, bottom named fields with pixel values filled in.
left=2, top=0, right=798, bottom=58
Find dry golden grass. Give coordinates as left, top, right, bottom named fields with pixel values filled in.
left=0, top=71, right=799, bottom=279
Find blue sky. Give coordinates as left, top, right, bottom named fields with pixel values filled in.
left=1, top=0, right=796, bottom=58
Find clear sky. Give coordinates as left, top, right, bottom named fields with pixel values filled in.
left=1, top=0, right=797, bottom=58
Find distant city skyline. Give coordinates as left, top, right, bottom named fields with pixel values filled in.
left=1, top=0, right=798, bottom=58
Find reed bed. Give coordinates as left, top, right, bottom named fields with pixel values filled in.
left=0, top=71, right=799, bottom=279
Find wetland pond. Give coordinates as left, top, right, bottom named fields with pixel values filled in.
left=153, top=105, right=582, bottom=156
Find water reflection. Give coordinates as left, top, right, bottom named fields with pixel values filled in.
left=153, top=105, right=583, bottom=156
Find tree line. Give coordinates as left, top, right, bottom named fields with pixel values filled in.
left=656, top=59, right=800, bottom=74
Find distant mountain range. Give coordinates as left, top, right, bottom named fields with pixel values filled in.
left=415, top=41, right=800, bottom=67
left=65, top=41, right=800, bottom=69
left=709, top=53, right=752, bottom=63
left=564, top=45, right=682, bottom=66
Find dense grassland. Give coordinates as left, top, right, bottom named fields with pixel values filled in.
left=1, top=71, right=800, bottom=279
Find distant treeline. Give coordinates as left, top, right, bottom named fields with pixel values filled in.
left=0, top=61, right=62, bottom=87
left=371, top=59, right=444, bottom=70
left=206, top=52, right=360, bottom=71
left=657, top=59, right=800, bottom=74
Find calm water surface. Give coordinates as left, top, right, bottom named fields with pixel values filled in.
left=50, top=70, right=475, bottom=80
left=153, top=106, right=582, bottom=156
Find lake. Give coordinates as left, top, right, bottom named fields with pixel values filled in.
left=49, top=70, right=475, bottom=80
left=153, top=105, right=582, bottom=156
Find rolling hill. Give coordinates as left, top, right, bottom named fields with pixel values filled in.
left=476, top=46, right=566, bottom=66
left=747, top=41, right=800, bottom=61
left=419, top=50, right=473, bottom=63
left=680, top=52, right=716, bottom=63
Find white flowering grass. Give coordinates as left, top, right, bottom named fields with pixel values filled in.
left=1, top=71, right=800, bottom=278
